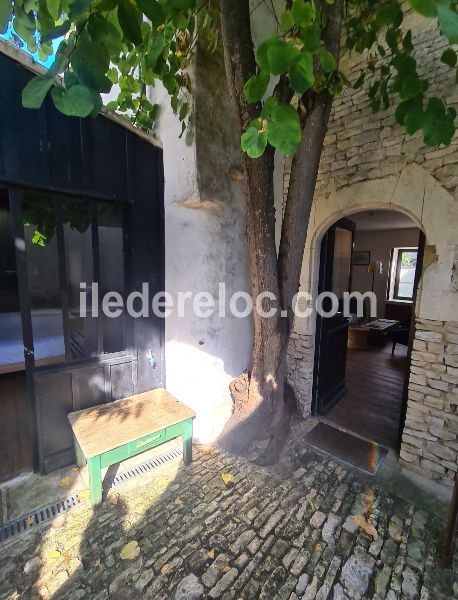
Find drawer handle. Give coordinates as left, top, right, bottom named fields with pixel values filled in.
left=136, top=433, right=161, bottom=448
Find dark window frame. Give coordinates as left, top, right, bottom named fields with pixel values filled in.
left=391, top=247, right=418, bottom=301
left=7, top=186, right=132, bottom=370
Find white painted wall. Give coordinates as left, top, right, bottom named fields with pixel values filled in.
left=146, top=2, right=288, bottom=443
left=150, top=78, right=252, bottom=443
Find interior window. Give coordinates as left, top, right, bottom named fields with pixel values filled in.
left=389, top=247, right=418, bottom=302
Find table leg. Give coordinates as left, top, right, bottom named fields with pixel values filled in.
left=88, top=455, right=102, bottom=506
left=182, top=419, right=193, bottom=465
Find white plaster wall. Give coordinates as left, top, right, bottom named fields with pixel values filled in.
left=151, top=77, right=252, bottom=443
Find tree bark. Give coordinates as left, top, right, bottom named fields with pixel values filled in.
left=218, top=0, right=344, bottom=457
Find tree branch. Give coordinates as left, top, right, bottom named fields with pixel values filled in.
left=278, top=0, right=345, bottom=328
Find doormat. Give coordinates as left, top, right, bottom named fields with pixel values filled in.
left=304, top=422, right=388, bottom=475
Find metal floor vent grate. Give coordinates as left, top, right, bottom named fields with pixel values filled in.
left=0, top=446, right=182, bottom=544
left=110, top=446, right=182, bottom=488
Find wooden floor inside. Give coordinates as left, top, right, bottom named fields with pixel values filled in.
left=0, top=371, right=32, bottom=484
left=325, top=343, right=409, bottom=451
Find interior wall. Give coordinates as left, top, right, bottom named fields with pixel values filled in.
left=351, top=227, right=420, bottom=318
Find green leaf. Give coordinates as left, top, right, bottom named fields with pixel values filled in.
left=353, top=71, right=365, bottom=89
left=438, top=3, right=458, bottom=43
left=267, top=104, right=301, bottom=156
left=402, top=30, right=413, bottom=53
left=375, top=1, right=403, bottom=28
left=179, top=101, right=189, bottom=121
left=289, top=51, right=314, bottom=93
left=243, top=72, right=270, bottom=103
left=260, top=96, right=278, bottom=119
left=51, top=84, right=95, bottom=117
left=68, top=0, right=91, bottom=19
left=267, top=41, right=299, bottom=75
left=422, top=97, right=455, bottom=145
left=71, top=32, right=112, bottom=92
left=408, top=0, right=438, bottom=17
left=241, top=123, right=268, bottom=158
left=118, top=0, right=142, bottom=46
left=318, top=48, right=336, bottom=72
left=135, top=0, right=164, bottom=27
left=0, top=0, right=12, bottom=34
left=47, top=0, right=60, bottom=21
left=404, top=106, right=423, bottom=134
left=88, top=14, right=122, bottom=58
left=291, top=0, right=315, bottom=27
left=22, top=75, right=53, bottom=109
left=94, top=0, right=119, bottom=9
left=441, top=47, right=457, bottom=67
left=255, top=37, right=278, bottom=71
left=395, top=95, right=423, bottom=126
left=41, top=20, right=71, bottom=42
left=280, top=9, right=294, bottom=32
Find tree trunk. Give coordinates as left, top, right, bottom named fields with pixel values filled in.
left=218, top=0, right=344, bottom=457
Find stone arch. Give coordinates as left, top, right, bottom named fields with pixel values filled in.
left=286, top=163, right=458, bottom=486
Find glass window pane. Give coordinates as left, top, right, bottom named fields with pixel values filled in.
left=397, top=250, right=417, bottom=299
left=97, top=202, right=126, bottom=354
left=22, top=192, right=65, bottom=365
left=62, top=199, right=97, bottom=359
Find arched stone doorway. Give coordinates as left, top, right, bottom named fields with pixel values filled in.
left=287, top=163, right=458, bottom=487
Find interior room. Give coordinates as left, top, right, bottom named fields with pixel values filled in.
left=320, top=210, right=422, bottom=451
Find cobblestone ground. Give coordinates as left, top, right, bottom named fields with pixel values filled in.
left=0, top=432, right=457, bottom=600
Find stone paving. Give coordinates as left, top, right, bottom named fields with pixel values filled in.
left=0, top=429, right=456, bottom=600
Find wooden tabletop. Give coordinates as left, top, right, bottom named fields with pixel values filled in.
left=68, top=388, right=195, bottom=458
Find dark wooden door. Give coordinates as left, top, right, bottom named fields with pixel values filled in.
left=313, top=219, right=355, bottom=415
left=1, top=51, right=165, bottom=474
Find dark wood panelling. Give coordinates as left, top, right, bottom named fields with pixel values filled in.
left=0, top=56, right=48, bottom=185
left=35, top=370, right=74, bottom=471
left=111, top=362, right=135, bottom=401
left=81, top=116, right=127, bottom=198
left=1, top=50, right=165, bottom=475
left=72, top=366, right=107, bottom=411
left=128, top=136, right=165, bottom=392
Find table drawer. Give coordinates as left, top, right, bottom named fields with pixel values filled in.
left=100, top=445, right=130, bottom=469
left=166, top=423, right=184, bottom=440
left=128, top=429, right=165, bottom=457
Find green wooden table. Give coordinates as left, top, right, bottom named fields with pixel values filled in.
left=68, top=388, right=195, bottom=506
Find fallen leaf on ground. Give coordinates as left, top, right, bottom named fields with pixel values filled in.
left=396, top=533, right=407, bottom=544
left=156, top=476, right=169, bottom=490
left=306, top=497, right=317, bottom=511
left=315, top=543, right=323, bottom=552
left=223, top=565, right=231, bottom=573
left=47, top=550, right=61, bottom=563
left=221, top=473, right=234, bottom=486
left=352, top=515, right=378, bottom=540
left=59, top=476, right=70, bottom=487
left=25, top=515, right=34, bottom=526
left=161, top=563, right=172, bottom=575
left=120, top=541, right=140, bottom=560
left=208, top=549, right=215, bottom=559
left=77, top=490, right=90, bottom=502
left=174, top=496, right=183, bottom=506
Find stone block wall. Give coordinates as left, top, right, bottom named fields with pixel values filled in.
left=282, top=13, right=458, bottom=486
left=286, top=332, right=315, bottom=418
left=400, top=319, right=458, bottom=485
